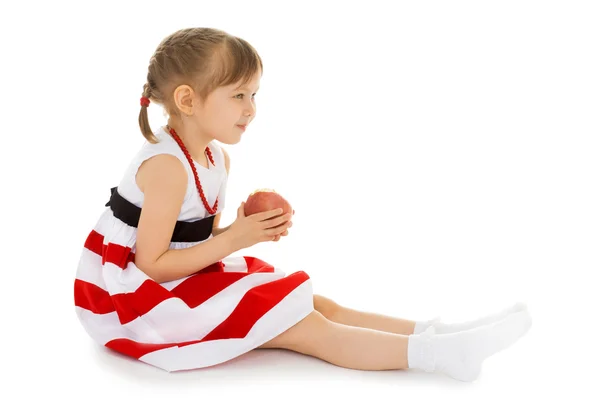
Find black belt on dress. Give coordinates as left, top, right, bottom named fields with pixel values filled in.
left=105, top=186, right=214, bottom=243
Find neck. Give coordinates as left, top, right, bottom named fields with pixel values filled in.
left=166, top=119, right=212, bottom=161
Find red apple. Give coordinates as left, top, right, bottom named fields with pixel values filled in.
left=244, top=189, right=293, bottom=218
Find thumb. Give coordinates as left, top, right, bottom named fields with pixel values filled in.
left=238, top=202, right=246, bottom=217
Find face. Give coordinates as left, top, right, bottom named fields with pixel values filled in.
left=193, top=70, right=261, bottom=145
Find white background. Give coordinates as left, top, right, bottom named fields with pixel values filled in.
left=1, top=0, right=598, bottom=398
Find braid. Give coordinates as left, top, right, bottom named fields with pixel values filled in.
left=138, top=81, right=158, bottom=143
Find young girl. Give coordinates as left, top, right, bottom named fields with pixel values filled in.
left=73, top=27, right=532, bottom=382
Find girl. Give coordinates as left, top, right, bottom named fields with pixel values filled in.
left=74, top=27, right=532, bottom=382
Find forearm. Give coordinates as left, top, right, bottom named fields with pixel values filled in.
left=212, top=223, right=232, bottom=237
left=149, top=232, right=239, bottom=283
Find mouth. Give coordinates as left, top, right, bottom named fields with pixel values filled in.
left=236, top=125, right=247, bottom=131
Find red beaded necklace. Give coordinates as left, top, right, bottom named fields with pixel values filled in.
left=166, top=125, right=219, bottom=215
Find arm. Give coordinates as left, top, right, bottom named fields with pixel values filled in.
left=212, top=146, right=231, bottom=237
left=134, top=154, right=239, bottom=284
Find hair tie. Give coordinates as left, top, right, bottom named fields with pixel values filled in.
left=140, top=96, right=150, bottom=107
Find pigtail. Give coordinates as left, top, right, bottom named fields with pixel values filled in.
left=139, top=82, right=159, bottom=144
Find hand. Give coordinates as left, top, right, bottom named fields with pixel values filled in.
left=226, top=202, right=293, bottom=251
left=272, top=209, right=294, bottom=241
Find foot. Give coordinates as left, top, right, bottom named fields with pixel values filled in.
left=408, top=308, right=533, bottom=382
left=414, top=302, right=528, bottom=334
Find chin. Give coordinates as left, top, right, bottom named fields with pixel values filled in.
left=220, top=136, right=242, bottom=145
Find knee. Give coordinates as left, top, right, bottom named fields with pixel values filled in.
left=258, top=310, right=329, bottom=350
left=313, top=294, right=342, bottom=321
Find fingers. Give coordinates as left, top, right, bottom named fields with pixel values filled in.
left=270, top=223, right=291, bottom=241
left=261, top=213, right=292, bottom=229
left=257, top=209, right=294, bottom=242
left=252, top=208, right=284, bottom=221
left=265, top=221, right=291, bottom=237
left=271, top=220, right=292, bottom=240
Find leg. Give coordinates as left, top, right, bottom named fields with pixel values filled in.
left=313, top=294, right=527, bottom=335
left=258, top=308, right=533, bottom=381
left=258, top=310, right=410, bottom=371
left=313, top=294, right=417, bottom=335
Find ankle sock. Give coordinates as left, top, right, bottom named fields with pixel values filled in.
left=407, top=308, right=532, bottom=382
left=413, top=302, right=527, bottom=334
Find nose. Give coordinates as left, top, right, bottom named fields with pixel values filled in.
left=244, top=99, right=256, bottom=118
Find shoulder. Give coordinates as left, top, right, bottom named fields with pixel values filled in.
left=218, top=144, right=230, bottom=174
left=136, top=153, right=187, bottom=194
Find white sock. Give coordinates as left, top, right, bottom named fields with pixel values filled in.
left=407, top=308, right=532, bottom=382
left=413, top=302, right=528, bottom=334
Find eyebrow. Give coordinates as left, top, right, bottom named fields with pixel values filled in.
left=236, top=86, right=260, bottom=92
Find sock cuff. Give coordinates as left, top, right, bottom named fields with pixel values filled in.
left=413, top=316, right=441, bottom=334
left=408, top=325, right=436, bottom=372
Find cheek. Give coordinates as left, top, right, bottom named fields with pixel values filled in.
left=216, top=101, right=239, bottom=121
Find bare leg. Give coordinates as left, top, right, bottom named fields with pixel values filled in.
left=313, top=294, right=527, bottom=336
left=258, top=310, right=410, bottom=371
left=313, top=294, right=417, bottom=335
left=258, top=304, right=533, bottom=380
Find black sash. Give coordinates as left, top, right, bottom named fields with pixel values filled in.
left=105, top=187, right=214, bottom=243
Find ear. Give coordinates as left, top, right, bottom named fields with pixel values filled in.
left=172, top=84, right=197, bottom=116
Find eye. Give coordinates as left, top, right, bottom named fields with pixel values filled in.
left=235, top=93, right=257, bottom=99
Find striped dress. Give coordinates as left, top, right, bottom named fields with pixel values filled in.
left=73, top=127, right=314, bottom=372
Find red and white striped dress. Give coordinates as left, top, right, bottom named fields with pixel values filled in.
left=74, top=127, right=314, bottom=372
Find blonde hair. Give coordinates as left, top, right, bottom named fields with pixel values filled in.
left=139, top=27, right=263, bottom=143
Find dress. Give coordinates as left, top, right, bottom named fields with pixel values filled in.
left=73, top=127, right=314, bottom=372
